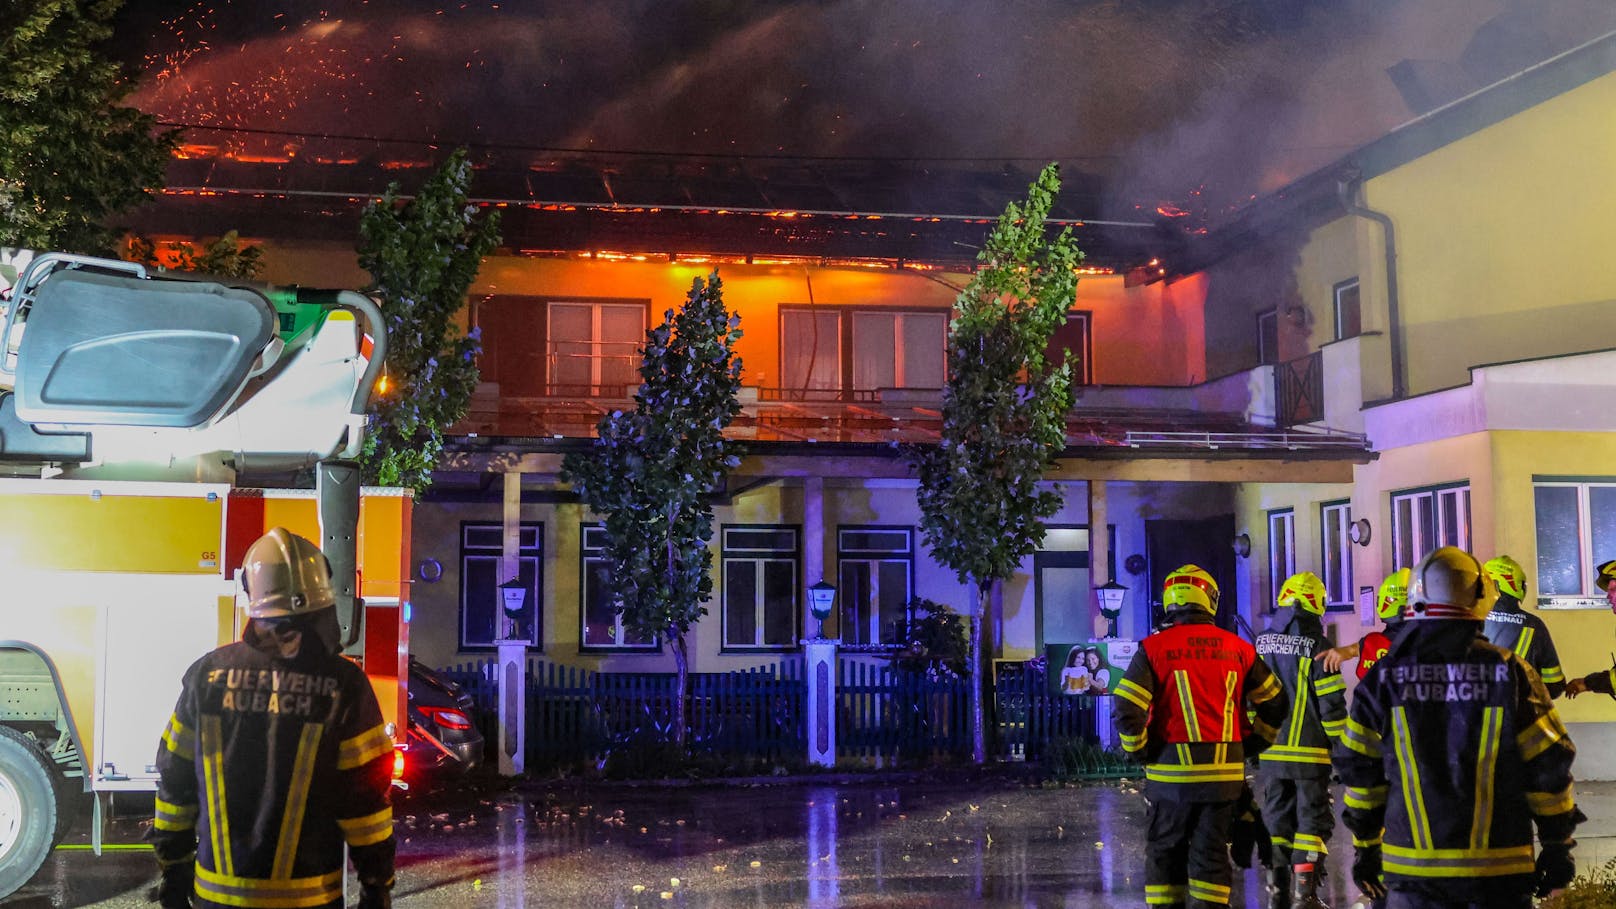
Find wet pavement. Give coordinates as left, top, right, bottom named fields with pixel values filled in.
left=12, top=777, right=1616, bottom=908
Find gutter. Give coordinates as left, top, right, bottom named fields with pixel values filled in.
left=1337, top=175, right=1407, bottom=400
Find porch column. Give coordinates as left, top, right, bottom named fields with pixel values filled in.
left=803, top=476, right=826, bottom=636
left=495, top=471, right=526, bottom=777
left=801, top=476, right=837, bottom=767
left=1087, top=480, right=1116, bottom=749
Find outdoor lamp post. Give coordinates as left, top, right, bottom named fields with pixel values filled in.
left=807, top=579, right=836, bottom=639
left=1096, top=578, right=1127, bottom=639
left=499, top=578, right=527, bottom=641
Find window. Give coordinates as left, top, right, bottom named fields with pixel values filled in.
left=780, top=309, right=841, bottom=398
left=851, top=311, right=946, bottom=390
left=837, top=526, right=914, bottom=646
left=1257, top=308, right=1279, bottom=366
left=580, top=525, right=656, bottom=650
left=460, top=522, right=541, bottom=649
left=1045, top=311, right=1093, bottom=386
left=722, top=526, right=800, bottom=649
left=1334, top=279, right=1362, bottom=340
left=1391, top=484, right=1471, bottom=569
left=1533, top=479, right=1616, bottom=602
left=547, top=301, right=646, bottom=396
left=1320, top=501, right=1353, bottom=610
left=1268, top=509, right=1295, bottom=607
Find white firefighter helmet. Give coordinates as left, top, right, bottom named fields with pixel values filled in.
left=242, top=527, right=336, bottom=618
left=1404, top=546, right=1491, bottom=621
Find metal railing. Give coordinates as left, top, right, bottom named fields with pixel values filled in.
left=1123, top=428, right=1369, bottom=450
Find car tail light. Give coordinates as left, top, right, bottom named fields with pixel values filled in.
left=420, top=706, right=472, bottom=730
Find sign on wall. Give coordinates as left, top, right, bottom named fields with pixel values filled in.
left=1047, top=641, right=1137, bottom=696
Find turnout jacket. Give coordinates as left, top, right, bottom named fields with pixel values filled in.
left=151, top=633, right=396, bottom=909
left=1254, top=612, right=1347, bottom=776
left=1482, top=595, right=1566, bottom=698
left=1333, top=621, right=1579, bottom=902
left=1115, top=613, right=1288, bottom=800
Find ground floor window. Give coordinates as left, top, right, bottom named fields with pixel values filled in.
left=580, top=524, right=656, bottom=650
left=1534, top=478, right=1616, bottom=602
left=1267, top=508, right=1295, bottom=608
left=837, top=526, right=913, bottom=647
left=1320, top=500, right=1353, bottom=611
left=460, top=522, right=541, bottom=648
left=1391, top=483, right=1470, bottom=569
left=721, top=525, right=800, bottom=649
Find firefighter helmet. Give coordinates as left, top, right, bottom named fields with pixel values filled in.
left=1377, top=568, right=1410, bottom=622
left=1483, top=555, right=1528, bottom=600
left=242, top=527, right=336, bottom=618
left=1405, top=547, right=1490, bottom=621
left=1595, top=559, right=1616, bottom=592
left=1163, top=564, right=1219, bottom=615
left=1277, top=571, right=1327, bottom=615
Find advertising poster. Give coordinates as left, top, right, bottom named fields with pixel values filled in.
left=1048, top=641, right=1138, bottom=696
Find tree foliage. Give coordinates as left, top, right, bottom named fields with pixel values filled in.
left=128, top=230, right=264, bottom=280
left=562, top=273, right=743, bottom=746
left=0, top=1, right=177, bottom=253
left=356, top=148, right=500, bottom=493
left=908, top=163, right=1080, bottom=762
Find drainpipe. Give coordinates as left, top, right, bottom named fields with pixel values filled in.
left=1337, top=175, right=1406, bottom=400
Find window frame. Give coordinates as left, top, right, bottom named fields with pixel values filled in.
left=1531, top=476, right=1616, bottom=608
left=1389, top=482, right=1472, bottom=570
left=777, top=303, right=951, bottom=398
left=850, top=309, right=949, bottom=391
left=836, top=524, right=915, bottom=649
left=578, top=523, right=659, bottom=653
left=778, top=307, right=843, bottom=398
left=1257, top=308, right=1279, bottom=366
left=1333, top=278, right=1362, bottom=341
left=1267, top=508, right=1296, bottom=610
left=1319, top=500, right=1354, bottom=612
left=1047, top=310, right=1094, bottom=386
left=458, top=520, right=543, bottom=650
left=720, top=524, right=802, bottom=652
left=544, top=297, right=651, bottom=396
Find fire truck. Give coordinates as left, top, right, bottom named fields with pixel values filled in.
left=0, top=251, right=411, bottom=897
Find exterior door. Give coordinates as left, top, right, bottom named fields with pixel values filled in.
left=1145, top=515, right=1239, bottom=633
left=1035, top=553, right=1091, bottom=652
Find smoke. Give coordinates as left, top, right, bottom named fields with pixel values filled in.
left=126, top=0, right=1616, bottom=217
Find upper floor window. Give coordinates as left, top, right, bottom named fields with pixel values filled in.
left=1267, top=508, right=1295, bottom=608
left=1320, top=501, right=1353, bottom=610
left=581, top=524, right=656, bottom=650
left=722, top=525, right=800, bottom=649
left=1257, top=308, right=1279, bottom=366
left=1391, top=483, right=1470, bottom=569
left=779, top=307, right=946, bottom=399
left=548, top=300, right=646, bottom=396
left=1334, top=279, right=1361, bottom=341
left=1533, top=479, right=1616, bottom=603
left=779, top=309, right=842, bottom=399
left=1045, top=311, right=1093, bottom=386
left=460, top=522, right=541, bottom=649
left=837, top=526, right=914, bottom=646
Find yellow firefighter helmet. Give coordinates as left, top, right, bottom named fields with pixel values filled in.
left=1277, top=571, right=1328, bottom=615
left=1483, top=555, right=1527, bottom=600
left=1163, top=564, right=1219, bottom=615
left=1377, top=568, right=1410, bottom=622
left=242, top=527, right=336, bottom=618
left=1594, top=559, right=1616, bottom=592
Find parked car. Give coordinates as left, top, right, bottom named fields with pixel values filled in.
left=405, top=659, right=484, bottom=776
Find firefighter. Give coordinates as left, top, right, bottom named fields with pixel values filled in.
left=1480, top=555, right=1566, bottom=698
left=1565, top=559, right=1616, bottom=699
left=1115, top=564, right=1289, bottom=908
left=1319, top=570, right=1409, bottom=679
left=150, top=528, right=396, bottom=909
left=1254, top=572, right=1347, bottom=909
left=1334, top=547, right=1580, bottom=909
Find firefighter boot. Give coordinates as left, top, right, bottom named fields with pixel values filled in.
left=1291, top=863, right=1330, bottom=909
left=1265, top=864, right=1291, bottom=909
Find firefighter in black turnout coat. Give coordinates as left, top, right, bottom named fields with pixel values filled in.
left=1255, top=572, right=1347, bottom=909
left=1115, top=564, right=1289, bottom=908
left=1480, top=555, right=1566, bottom=698
left=150, top=528, right=397, bottom=909
left=1334, top=547, right=1581, bottom=909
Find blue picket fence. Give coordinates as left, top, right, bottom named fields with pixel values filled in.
left=437, top=657, right=1098, bottom=769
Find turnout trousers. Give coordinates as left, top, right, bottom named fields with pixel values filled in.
left=1256, top=768, right=1334, bottom=866
left=1386, top=892, right=1532, bottom=909
left=1144, top=796, right=1235, bottom=907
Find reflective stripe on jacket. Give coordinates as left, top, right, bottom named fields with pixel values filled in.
left=1483, top=597, right=1566, bottom=698
left=1255, top=613, right=1347, bottom=776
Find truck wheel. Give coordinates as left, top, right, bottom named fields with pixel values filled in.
left=0, top=726, right=57, bottom=899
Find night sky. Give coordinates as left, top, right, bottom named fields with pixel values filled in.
left=115, top=0, right=1616, bottom=217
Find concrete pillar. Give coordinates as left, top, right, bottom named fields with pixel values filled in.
left=803, top=475, right=825, bottom=637
left=495, top=471, right=526, bottom=777
left=1088, top=480, right=1110, bottom=637
left=803, top=638, right=838, bottom=767
left=500, top=472, right=522, bottom=640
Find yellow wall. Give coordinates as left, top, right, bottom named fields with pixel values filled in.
left=1363, top=69, right=1616, bottom=396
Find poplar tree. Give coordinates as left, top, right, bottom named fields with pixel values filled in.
left=909, top=164, right=1079, bottom=763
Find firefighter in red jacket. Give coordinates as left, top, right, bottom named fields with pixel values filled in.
left=1334, top=547, right=1580, bottom=908
left=150, top=528, right=396, bottom=909
left=1320, top=570, right=1409, bottom=679
left=1116, top=564, right=1289, bottom=908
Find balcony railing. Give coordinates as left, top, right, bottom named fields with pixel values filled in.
left=1275, top=350, right=1324, bottom=428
